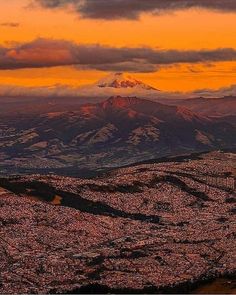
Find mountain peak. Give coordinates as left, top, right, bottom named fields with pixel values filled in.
left=97, top=72, right=158, bottom=91
left=102, top=96, right=141, bottom=109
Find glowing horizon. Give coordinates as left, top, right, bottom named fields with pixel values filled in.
left=1, top=0, right=236, bottom=92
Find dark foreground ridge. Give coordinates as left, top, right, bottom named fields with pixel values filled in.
left=67, top=273, right=236, bottom=294
left=0, top=151, right=235, bottom=294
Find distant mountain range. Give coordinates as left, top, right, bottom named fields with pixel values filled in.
left=170, top=96, right=236, bottom=116
left=0, top=73, right=235, bottom=121
left=0, top=96, right=235, bottom=173
left=1, top=72, right=236, bottom=106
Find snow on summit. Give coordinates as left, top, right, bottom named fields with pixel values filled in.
left=76, top=72, right=161, bottom=99
left=97, top=72, right=158, bottom=90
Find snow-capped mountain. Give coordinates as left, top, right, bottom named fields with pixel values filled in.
left=96, top=72, right=158, bottom=90
left=77, top=72, right=161, bottom=98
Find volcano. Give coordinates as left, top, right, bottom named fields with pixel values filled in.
left=75, top=72, right=160, bottom=99
left=97, top=72, right=158, bottom=90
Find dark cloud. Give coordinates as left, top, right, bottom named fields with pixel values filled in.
left=87, top=62, right=157, bottom=73
left=0, top=22, right=20, bottom=27
left=34, top=0, right=236, bottom=20
left=1, top=38, right=236, bottom=72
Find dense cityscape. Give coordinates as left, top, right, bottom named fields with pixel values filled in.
left=0, top=151, right=235, bottom=293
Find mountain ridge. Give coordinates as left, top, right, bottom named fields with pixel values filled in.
left=0, top=96, right=235, bottom=172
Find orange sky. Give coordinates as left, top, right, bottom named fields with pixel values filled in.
left=1, top=0, right=236, bottom=91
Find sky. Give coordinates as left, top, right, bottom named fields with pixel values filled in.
left=1, top=0, right=236, bottom=93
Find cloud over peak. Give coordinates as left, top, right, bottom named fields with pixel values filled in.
left=1, top=38, right=236, bottom=72
left=34, top=0, right=236, bottom=20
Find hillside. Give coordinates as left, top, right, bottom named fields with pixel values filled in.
left=0, top=96, right=235, bottom=174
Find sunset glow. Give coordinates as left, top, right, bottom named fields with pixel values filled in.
left=1, top=0, right=236, bottom=92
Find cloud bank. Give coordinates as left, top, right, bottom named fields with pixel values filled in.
left=193, top=84, right=236, bottom=98
left=1, top=38, right=236, bottom=72
left=34, top=0, right=236, bottom=20
left=1, top=80, right=236, bottom=100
